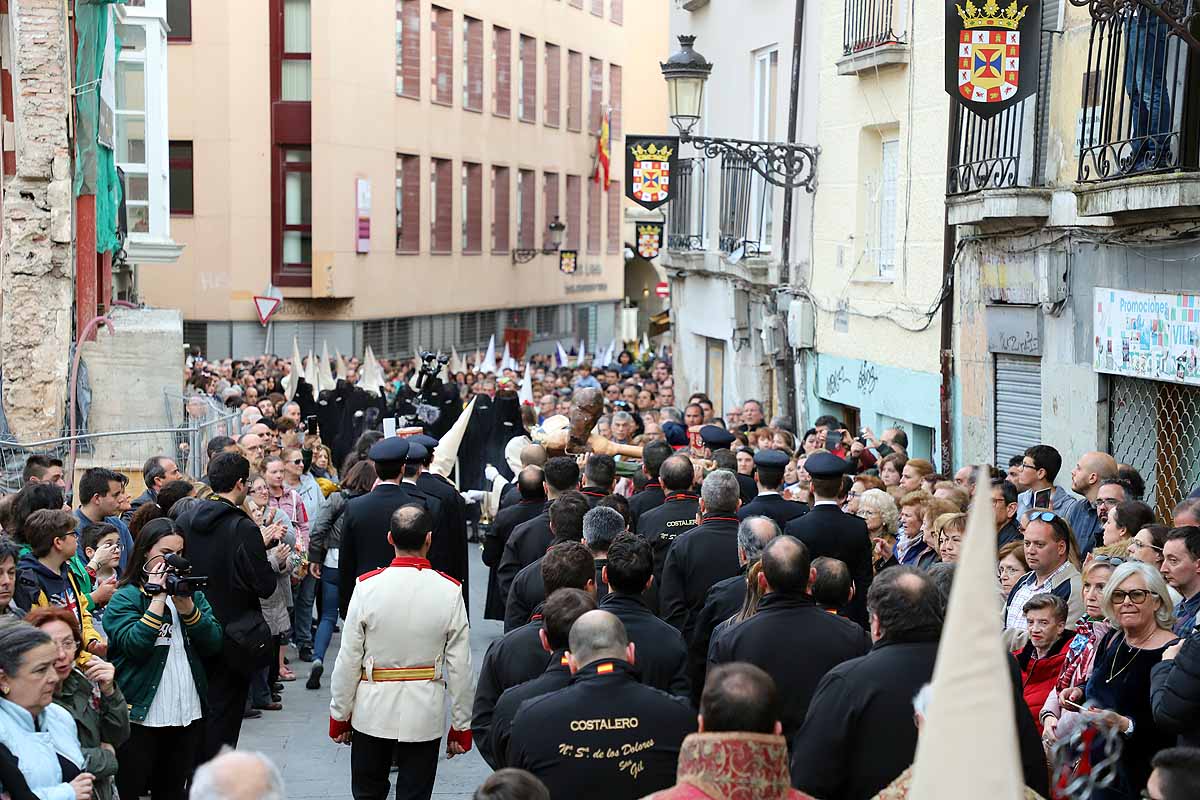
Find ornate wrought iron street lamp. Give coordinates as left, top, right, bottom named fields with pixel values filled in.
left=660, top=35, right=818, bottom=192
left=512, top=216, right=567, bottom=264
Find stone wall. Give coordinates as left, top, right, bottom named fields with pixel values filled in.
left=1, top=0, right=74, bottom=439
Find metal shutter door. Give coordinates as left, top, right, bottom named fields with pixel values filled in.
left=995, top=355, right=1042, bottom=468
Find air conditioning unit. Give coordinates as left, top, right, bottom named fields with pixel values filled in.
left=787, top=297, right=816, bottom=350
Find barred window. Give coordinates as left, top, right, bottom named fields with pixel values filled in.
left=536, top=306, right=557, bottom=336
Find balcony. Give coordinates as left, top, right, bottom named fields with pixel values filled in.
left=946, top=98, right=1052, bottom=225
left=1073, top=0, right=1200, bottom=218
left=666, top=158, right=706, bottom=252
left=837, top=0, right=908, bottom=76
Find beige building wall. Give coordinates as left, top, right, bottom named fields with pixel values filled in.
left=143, top=0, right=666, bottom=337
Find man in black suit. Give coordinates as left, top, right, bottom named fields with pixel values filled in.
left=628, top=441, right=672, bottom=527
left=504, top=492, right=592, bottom=631
left=784, top=451, right=874, bottom=627
left=687, top=515, right=780, bottom=703
left=579, top=455, right=617, bottom=507
left=636, top=455, right=701, bottom=614
left=409, top=434, right=470, bottom=609
left=496, top=456, right=579, bottom=602
left=738, top=449, right=808, bottom=528
left=599, top=533, right=689, bottom=699
left=337, top=437, right=433, bottom=616
left=499, top=443, right=548, bottom=512
left=709, top=535, right=870, bottom=743
left=484, top=466, right=546, bottom=621
left=660, top=470, right=742, bottom=642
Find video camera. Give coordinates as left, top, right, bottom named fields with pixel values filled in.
left=146, top=553, right=209, bottom=597
left=419, top=351, right=451, bottom=377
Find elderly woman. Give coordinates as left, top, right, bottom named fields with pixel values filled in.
left=243, top=473, right=296, bottom=705
left=846, top=474, right=884, bottom=516
left=106, top=518, right=223, bottom=800
left=1079, top=561, right=1180, bottom=799
left=1039, top=556, right=1120, bottom=744
left=935, top=513, right=967, bottom=564
left=26, top=607, right=128, bottom=800
left=896, top=491, right=932, bottom=566
left=998, top=541, right=1031, bottom=597
left=0, top=621, right=92, bottom=800
left=857, top=488, right=899, bottom=572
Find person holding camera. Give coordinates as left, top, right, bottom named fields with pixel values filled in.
left=105, top=518, right=223, bottom=799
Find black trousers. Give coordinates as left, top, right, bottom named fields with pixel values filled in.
left=202, top=665, right=250, bottom=761
left=350, top=732, right=440, bottom=800
left=117, top=721, right=202, bottom=800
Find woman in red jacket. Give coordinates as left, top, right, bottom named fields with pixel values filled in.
left=1014, top=593, right=1074, bottom=733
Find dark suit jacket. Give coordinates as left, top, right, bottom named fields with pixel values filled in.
left=337, top=482, right=430, bottom=616
left=628, top=482, right=665, bottom=528
left=484, top=500, right=547, bottom=621
left=784, top=503, right=873, bottom=626
left=735, top=473, right=759, bottom=504
left=659, top=515, right=741, bottom=642
left=599, top=592, right=690, bottom=699
left=496, top=511, right=552, bottom=603
left=416, top=471, right=470, bottom=609
left=687, top=568, right=748, bottom=703
left=737, top=492, right=808, bottom=529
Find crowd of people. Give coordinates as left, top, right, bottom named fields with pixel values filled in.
left=0, top=344, right=1196, bottom=800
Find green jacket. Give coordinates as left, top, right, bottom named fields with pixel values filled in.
left=53, top=668, right=130, bottom=800
left=104, top=585, right=223, bottom=723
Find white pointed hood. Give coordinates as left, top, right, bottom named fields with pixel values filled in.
left=285, top=336, right=303, bottom=401
left=482, top=335, right=496, bottom=375
left=360, top=345, right=388, bottom=397
left=431, top=397, right=477, bottom=481
left=909, top=466, right=1025, bottom=799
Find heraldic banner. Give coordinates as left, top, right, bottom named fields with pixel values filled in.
left=625, top=135, right=680, bottom=211
left=945, top=0, right=1041, bottom=120
left=637, top=222, right=663, bottom=260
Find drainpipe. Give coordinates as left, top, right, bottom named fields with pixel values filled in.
left=777, top=0, right=806, bottom=425
left=69, top=315, right=115, bottom=476
left=939, top=99, right=957, bottom=473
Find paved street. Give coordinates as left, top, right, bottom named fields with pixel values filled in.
left=239, top=543, right=503, bottom=799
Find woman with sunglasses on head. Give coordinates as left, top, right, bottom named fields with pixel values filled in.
left=1074, top=562, right=1180, bottom=799
left=1038, top=556, right=1120, bottom=746
left=105, top=518, right=222, bottom=800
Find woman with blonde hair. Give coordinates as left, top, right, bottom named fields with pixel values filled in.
left=857, top=488, right=899, bottom=572
left=934, top=512, right=967, bottom=563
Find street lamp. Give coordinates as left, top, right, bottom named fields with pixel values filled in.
left=660, top=35, right=712, bottom=136
left=512, top=216, right=567, bottom=264
left=660, top=35, right=818, bottom=192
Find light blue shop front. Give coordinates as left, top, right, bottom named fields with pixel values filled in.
left=805, top=353, right=943, bottom=469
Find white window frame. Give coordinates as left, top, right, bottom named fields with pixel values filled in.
left=751, top=47, right=779, bottom=252
left=875, top=138, right=899, bottom=279
left=115, top=1, right=182, bottom=263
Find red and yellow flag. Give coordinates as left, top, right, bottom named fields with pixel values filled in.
left=593, top=109, right=611, bottom=188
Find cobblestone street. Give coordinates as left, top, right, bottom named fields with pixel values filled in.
left=239, top=546, right=501, bottom=799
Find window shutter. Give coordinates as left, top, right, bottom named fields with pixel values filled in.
left=591, top=0, right=603, bottom=17
left=398, top=0, right=421, bottom=98
left=569, top=0, right=583, bottom=8
left=566, top=174, right=582, bottom=250
left=518, top=169, right=536, bottom=248
left=464, top=17, right=483, bottom=111
left=432, top=6, right=453, bottom=105
left=567, top=51, right=583, bottom=132
left=611, top=0, right=623, bottom=25
left=544, top=43, right=561, bottom=128
left=465, top=162, right=482, bottom=252
left=396, top=154, right=421, bottom=252
left=520, top=36, right=537, bottom=123
left=492, top=166, right=510, bottom=252
left=544, top=172, right=560, bottom=229
left=607, top=179, right=620, bottom=253
left=609, top=64, right=622, bottom=139
left=431, top=158, right=453, bottom=252
left=587, top=178, right=601, bottom=254
left=589, top=57, right=603, bottom=133
left=494, top=26, right=512, bottom=117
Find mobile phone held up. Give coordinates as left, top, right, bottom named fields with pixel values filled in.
left=1032, top=488, right=1053, bottom=510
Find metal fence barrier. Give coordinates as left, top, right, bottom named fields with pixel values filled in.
left=1109, top=376, right=1200, bottom=521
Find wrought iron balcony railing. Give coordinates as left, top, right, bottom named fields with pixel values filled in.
left=667, top=158, right=706, bottom=252
left=947, top=99, right=1035, bottom=195
left=1074, top=0, right=1200, bottom=183
left=843, top=0, right=907, bottom=55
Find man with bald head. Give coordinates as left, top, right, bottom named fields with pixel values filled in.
left=507, top=610, right=695, bottom=799
left=1067, top=450, right=1119, bottom=556
left=709, top=536, right=870, bottom=743
left=484, top=465, right=548, bottom=621
left=499, top=444, right=549, bottom=511
left=192, top=750, right=285, bottom=800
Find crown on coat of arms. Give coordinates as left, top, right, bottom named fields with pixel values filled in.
left=957, top=0, right=1028, bottom=29
left=631, top=142, right=674, bottom=162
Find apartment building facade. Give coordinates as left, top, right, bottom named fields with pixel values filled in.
left=143, top=0, right=666, bottom=359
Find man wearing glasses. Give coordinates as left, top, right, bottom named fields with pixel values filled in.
left=1013, top=445, right=1081, bottom=526
left=1065, top=451, right=1119, bottom=557
left=1003, top=511, right=1083, bottom=633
